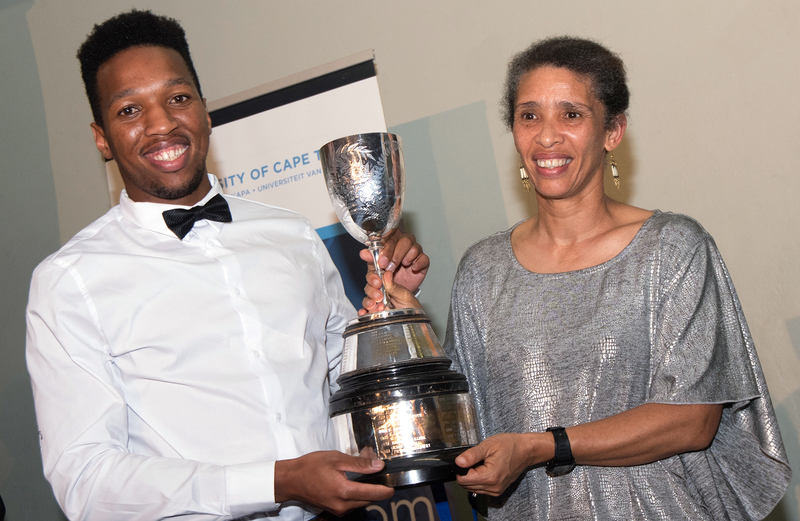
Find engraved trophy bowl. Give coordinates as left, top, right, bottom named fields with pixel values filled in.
left=319, top=132, right=404, bottom=307
left=319, top=132, right=480, bottom=487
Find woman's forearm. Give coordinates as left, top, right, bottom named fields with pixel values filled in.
left=567, top=402, right=723, bottom=466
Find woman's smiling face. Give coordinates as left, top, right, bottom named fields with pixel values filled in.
left=512, top=66, right=624, bottom=202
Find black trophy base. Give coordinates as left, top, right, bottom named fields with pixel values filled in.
left=347, top=447, right=472, bottom=488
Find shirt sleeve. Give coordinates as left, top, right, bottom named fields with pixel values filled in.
left=26, top=260, right=279, bottom=521
left=308, top=228, right=356, bottom=392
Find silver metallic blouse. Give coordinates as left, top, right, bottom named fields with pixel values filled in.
left=444, top=211, right=791, bottom=520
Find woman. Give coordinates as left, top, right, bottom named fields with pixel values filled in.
left=364, top=37, right=790, bottom=519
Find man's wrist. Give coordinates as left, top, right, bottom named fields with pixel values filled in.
left=226, top=460, right=280, bottom=516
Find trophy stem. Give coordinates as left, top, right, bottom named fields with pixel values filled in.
left=368, top=239, right=392, bottom=309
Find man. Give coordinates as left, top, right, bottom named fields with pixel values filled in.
left=26, top=10, right=428, bottom=520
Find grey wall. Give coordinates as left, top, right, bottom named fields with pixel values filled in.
left=1, top=1, right=798, bottom=519
left=0, top=1, right=67, bottom=519
left=390, top=101, right=509, bottom=335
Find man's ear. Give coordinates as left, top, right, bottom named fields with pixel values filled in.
left=203, top=98, right=212, bottom=136
left=90, top=122, right=114, bottom=160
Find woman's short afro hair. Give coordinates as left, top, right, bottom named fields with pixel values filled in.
left=502, top=36, right=629, bottom=131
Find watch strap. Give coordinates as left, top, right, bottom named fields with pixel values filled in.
left=545, top=426, right=575, bottom=476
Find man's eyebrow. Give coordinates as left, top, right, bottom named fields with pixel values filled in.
left=107, top=88, right=136, bottom=107
left=165, top=77, right=193, bottom=89
left=106, top=78, right=195, bottom=107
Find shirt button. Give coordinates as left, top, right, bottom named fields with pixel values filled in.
left=208, top=240, right=221, bottom=248
left=253, top=350, right=261, bottom=358
left=276, top=413, right=282, bottom=422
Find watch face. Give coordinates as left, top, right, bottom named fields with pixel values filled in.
left=546, top=464, right=576, bottom=477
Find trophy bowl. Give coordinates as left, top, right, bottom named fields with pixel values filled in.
left=319, top=132, right=405, bottom=306
left=319, top=132, right=404, bottom=246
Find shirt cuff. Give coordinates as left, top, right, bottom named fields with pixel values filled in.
left=225, top=461, right=279, bottom=517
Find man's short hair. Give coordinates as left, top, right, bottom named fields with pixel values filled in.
left=77, top=9, right=204, bottom=127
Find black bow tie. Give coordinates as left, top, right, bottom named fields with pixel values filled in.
left=162, top=194, right=232, bottom=239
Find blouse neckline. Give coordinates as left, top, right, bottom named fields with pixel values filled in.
left=506, top=210, right=662, bottom=277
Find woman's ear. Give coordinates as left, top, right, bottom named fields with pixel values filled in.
left=605, top=114, right=627, bottom=152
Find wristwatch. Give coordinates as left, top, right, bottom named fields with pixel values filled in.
left=545, top=426, right=576, bottom=477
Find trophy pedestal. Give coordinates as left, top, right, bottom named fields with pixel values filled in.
left=347, top=448, right=469, bottom=488
left=330, top=313, right=480, bottom=487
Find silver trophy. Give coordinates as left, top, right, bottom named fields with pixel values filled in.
left=320, top=133, right=479, bottom=487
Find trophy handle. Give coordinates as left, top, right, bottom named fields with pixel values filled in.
left=368, top=236, right=392, bottom=309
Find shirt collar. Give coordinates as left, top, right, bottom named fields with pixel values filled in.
left=118, top=174, right=226, bottom=238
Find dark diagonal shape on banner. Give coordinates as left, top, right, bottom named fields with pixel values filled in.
left=210, top=60, right=376, bottom=127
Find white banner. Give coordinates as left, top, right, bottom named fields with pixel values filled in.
left=206, top=76, right=386, bottom=235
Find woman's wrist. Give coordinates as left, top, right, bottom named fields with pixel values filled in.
left=521, top=432, right=556, bottom=468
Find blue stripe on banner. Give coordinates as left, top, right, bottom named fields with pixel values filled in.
left=436, top=501, right=453, bottom=521
left=319, top=227, right=368, bottom=309
left=430, top=482, right=452, bottom=521
left=316, top=222, right=348, bottom=240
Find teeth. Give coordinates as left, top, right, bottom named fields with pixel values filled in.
left=536, top=158, right=570, bottom=168
left=152, top=145, right=187, bottom=162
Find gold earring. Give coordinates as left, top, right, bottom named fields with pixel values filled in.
left=609, top=153, right=620, bottom=190
left=520, top=162, right=531, bottom=192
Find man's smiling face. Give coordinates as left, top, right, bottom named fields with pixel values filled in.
left=91, top=45, right=212, bottom=205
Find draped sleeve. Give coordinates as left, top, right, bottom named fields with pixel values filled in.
left=647, top=216, right=791, bottom=519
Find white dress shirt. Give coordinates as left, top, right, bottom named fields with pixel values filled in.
left=26, top=176, right=356, bottom=521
